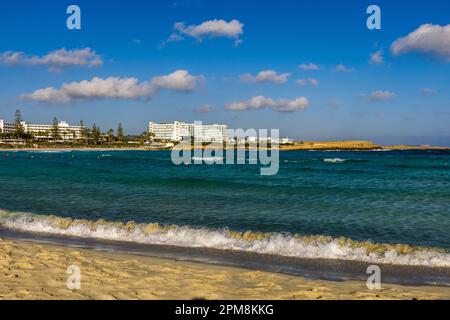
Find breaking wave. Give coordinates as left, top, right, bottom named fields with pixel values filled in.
left=0, top=209, right=449, bottom=267
left=324, top=158, right=346, bottom=163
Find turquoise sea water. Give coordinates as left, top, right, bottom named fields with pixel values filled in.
left=0, top=149, right=449, bottom=267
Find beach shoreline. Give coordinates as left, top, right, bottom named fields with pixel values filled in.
left=1, top=238, right=449, bottom=300
left=1, top=140, right=449, bottom=152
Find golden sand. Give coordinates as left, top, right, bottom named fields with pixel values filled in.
left=0, top=238, right=449, bottom=300
left=279, top=140, right=381, bottom=150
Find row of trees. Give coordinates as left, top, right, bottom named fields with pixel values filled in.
left=82, top=122, right=126, bottom=145
left=0, top=109, right=140, bottom=145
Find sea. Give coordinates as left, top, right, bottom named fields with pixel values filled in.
left=0, top=149, right=449, bottom=285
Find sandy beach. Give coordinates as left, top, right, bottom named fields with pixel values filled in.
left=0, top=238, right=448, bottom=300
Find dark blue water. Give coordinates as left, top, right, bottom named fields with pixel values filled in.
left=0, top=149, right=449, bottom=250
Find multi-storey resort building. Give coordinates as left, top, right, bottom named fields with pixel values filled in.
left=0, top=119, right=84, bottom=141
left=148, top=121, right=228, bottom=142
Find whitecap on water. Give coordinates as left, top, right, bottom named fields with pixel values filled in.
left=1, top=209, right=449, bottom=268
left=323, top=158, right=346, bottom=163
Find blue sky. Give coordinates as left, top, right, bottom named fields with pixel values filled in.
left=0, top=0, right=449, bottom=145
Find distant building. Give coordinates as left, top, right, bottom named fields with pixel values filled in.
left=280, top=137, right=294, bottom=144
left=238, top=136, right=294, bottom=145
left=148, top=121, right=227, bottom=142
left=0, top=120, right=15, bottom=133
left=0, top=119, right=84, bottom=141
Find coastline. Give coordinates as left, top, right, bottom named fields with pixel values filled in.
left=1, top=140, right=449, bottom=152
left=1, top=238, right=449, bottom=300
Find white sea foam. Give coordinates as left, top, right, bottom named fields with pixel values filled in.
left=25, top=150, right=74, bottom=153
left=191, top=156, right=223, bottom=162
left=0, top=210, right=449, bottom=268
left=323, top=158, right=346, bottom=163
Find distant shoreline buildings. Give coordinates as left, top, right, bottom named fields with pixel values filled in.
left=0, top=119, right=84, bottom=141
left=149, top=120, right=293, bottom=144
left=1, top=116, right=293, bottom=145
left=149, top=121, right=228, bottom=143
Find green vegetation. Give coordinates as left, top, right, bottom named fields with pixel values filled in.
left=0, top=109, right=33, bottom=142
left=14, top=109, right=25, bottom=136
left=51, top=117, right=61, bottom=141
left=0, top=109, right=154, bottom=148
left=117, top=123, right=124, bottom=143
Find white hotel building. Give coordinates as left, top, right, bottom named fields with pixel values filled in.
left=149, top=121, right=228, bottom=142
left=0, top=119, right=84, bottom=141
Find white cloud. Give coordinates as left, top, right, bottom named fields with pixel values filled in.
left=23, top=77, right=151, bottom=103
left=296, top=78, right=318, bottom=86
left=0, top=48, right=102, bottom=72
left=333, top=64, right=355, bottom=73
left=23, top=70, right=204, bottom=103
left=159, top=33, right=184, bottom=48
left=226, top=95, right=309, bottom=113
left=175, top=19, right=243, bottom=38
left=362, top=90, right=396, bottom=102
left=369, top=50, right=384, bottom=64
left=420, top=88, right=437, bottom=95
left=390, top=24, right=450, bottom=61
left=24, top=87, right=72, bottom=103
left=164, top=19, right=244, bottom=46
left=0, top=51, right=23, bottom=65
left=298, top=63, right=320, bottom=70
left=150, top=69, right=205, bottom=92
left=167, top=33, right=184, bottom=43
left=240, top=70, right=290, bottom=84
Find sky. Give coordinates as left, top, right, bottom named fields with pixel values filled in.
left=0, top=0, right=449, bottom=145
